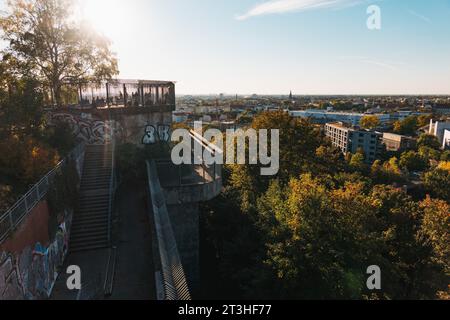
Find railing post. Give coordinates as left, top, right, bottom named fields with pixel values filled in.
left=8, top=210, right=14, bottom=232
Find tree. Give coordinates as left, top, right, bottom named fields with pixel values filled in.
left=382, top=157, right=405, bottom=184
left=419, top=197, right=450, bottom=299
left=399, top=151, right=428, bottom=172
left=423, top=164, right=450, bottom=202
left=419, top=197, right=449, bottom=272
left=417, top=115, right=432, bottom=128
left=251, top=111, right=324, bottom=182
left=393, top=116, right=418, bottom=136
left=349, top=152, right=367, bottom=172
left=360, top=115, right=380, bottom=129
left=419, top=146, right=441, bottom=162
left=417, top=134, right=441, bottom=150
left=441, top=151, right=450, bottom=162
left=370, top=160, right=384, bottom=183
left=0, top=0, right=118, bottom=106
left=0, top=76, right=44, bottom=137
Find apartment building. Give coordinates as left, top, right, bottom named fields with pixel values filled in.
left=429, top=120, right=450, bottom=147
left=325, top=122, right=382, bottom=163
left=382, top=133, right=417, bottom=152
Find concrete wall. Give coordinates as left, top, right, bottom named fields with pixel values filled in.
left=0, top=201, right=51, bottom=254
left=48, top=109, right=172, bottom=146
left=165, top=203, right=199, bottom=292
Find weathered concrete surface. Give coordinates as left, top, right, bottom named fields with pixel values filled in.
left=47, top=109, right=172, bottom=145
left=163, top=179, right=222, bottom=206
left=166, top=203, right=200, bottom=293
left=108, top=184, right=155, bottom=300
left=50, top=249, right=110, bottom=300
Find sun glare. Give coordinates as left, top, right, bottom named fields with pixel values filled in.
left=78, top=0, right=134, bottom=40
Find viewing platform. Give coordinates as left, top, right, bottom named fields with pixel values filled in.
left=52, top=79, right=176, bottom=116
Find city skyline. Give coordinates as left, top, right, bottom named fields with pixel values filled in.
left=1, top=0, right=450, bottom=95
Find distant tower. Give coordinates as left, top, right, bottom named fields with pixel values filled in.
left=289, top=90, right=293, bottom=100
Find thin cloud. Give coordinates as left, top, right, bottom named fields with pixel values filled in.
left=235, top=0, right=366, bottom=20
left=339, top=56, right=402, bottom=71
left=408, top=10, right=432, bottom=24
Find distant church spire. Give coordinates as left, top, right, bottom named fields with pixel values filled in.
left=289, top=90, right=293, bottom=100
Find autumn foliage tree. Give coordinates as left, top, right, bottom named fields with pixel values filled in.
left=360, top=115, right=380, bottom=129
left=200, top=111, right=449, bottom=300
left=0, top=0, right=118, bottom=106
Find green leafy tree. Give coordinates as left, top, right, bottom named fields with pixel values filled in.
left=349, top=152, right=367, bottom=172
left=419, top=146, right=441, bottom=162
left=441, top=151, right=450, bottom=162
left=417, top=134, right=441, bottom=150
left=0, top=0, right=119, bottom=106
left=417, top=115, right=432, bottom=128
left=393, top=116, right=418, bottom=136
left=419, top=197, right=450, bottom=272
left=399, top=151, right=428, bottom=172
left=382, top=157, right=405, bottom=184
left=251, top=111, right=324, bottom=182
left=424, top=164, right=450, bottom=202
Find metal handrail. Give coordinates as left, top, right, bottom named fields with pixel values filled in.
left=107, top=122, right=116, bottom=245
left=0, top=143, right=86, bottom=243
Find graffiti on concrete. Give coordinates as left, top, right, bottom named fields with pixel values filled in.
left=48, top=113, right=116, bottom=144
left=0, top=217, right=71, bottom=300
left=142, top=125, right=157, bottom=145
left=142, top=124, right=171, bottom=145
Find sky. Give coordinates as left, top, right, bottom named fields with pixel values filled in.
left=2, top=0, right=450, bottom=95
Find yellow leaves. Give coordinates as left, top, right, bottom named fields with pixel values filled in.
left=438, top=161, right=450, bottom=172
left=360, top=115, right=380, bottom=129
left=31, top=146, right=39, bottom=158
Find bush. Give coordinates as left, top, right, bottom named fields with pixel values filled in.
left=46, top=161, right=79, bottom=240
left=116, top=142, right=171, bottom=183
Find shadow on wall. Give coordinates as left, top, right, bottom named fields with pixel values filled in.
left=0, top=211, right=72, bottom=300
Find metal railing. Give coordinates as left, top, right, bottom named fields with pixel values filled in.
left=146, top=160, right=191, bottom=300
left=107, top=123, right=116, bottom=245
left=0, top=143, right=86, bottom=243
left=155, top=130, right=223, bottom=188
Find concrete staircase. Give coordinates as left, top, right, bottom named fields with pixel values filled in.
left=70, top=144, right=113, bottom=252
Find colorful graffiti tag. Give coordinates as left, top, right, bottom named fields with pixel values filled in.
left=0, top=216, right=71, bottom=300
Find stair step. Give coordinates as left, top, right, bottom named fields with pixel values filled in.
left=71, top=230, right=108, bottom=240
left=81, top=178, right=111, bottom=183
left=78, top=202, right=109, bottom=208
left=74, top=216, right=108, bottom=222
left=76, top=210, right=109, bottom=217
left=79, top=197, right=109, bottom=205
left=72, top=224, right=108, bottom=232
left=78, top=197, right=110, bottom=202
left=69, top=242, right=109, bottom=253
left=80, top=182, right=110, bottom=187
left=71, top=239, right=108, bottom=248
left=76, top=209, right=109, bottom=216
left=77, top=208, right=108, bottom=214
left=82, top=186, right=110, bottom=191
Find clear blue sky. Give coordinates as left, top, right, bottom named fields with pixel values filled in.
left=2, top=0, right=450, bottom=94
